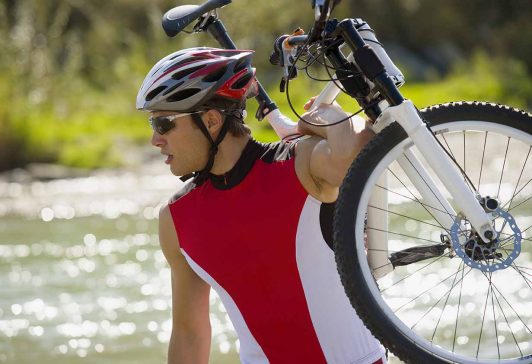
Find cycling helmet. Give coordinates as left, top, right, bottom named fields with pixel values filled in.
left=136, top=47, right=258, bottom=112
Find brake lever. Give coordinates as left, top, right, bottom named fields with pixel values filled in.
left=277, top=28, right=305, bottom=92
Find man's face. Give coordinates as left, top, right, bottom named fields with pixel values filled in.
left=149, top=111, right=210, bottom=176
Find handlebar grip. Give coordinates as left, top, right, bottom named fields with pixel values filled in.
left=269, top=35, right=288, bottom=66
left=269, top=51, right=281, bottom=66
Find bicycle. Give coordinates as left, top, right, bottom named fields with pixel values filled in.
left=159, top=0, right=532, bottom=362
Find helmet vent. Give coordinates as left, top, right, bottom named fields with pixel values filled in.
left=162, top=81, right=184, bottom=96
left=211, top=50, right=237, bottom=57
left=173, top=56, right=210, bottom=66
left=145, top=86, right=166, bottom=101
left=232, top=73, right=252, bottom=90
left=167, top=88, right=202, bottom=102
left=171, top=65, right=205, bottom=81
left=234, top=58, right=250, bottom=73
left=202, top=65, right=228, bottom=83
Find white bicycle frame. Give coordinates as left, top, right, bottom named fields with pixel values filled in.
left=265, top=66, right=495, bottom=278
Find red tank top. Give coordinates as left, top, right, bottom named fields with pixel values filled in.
left=169, top=139, right=384, bottom=364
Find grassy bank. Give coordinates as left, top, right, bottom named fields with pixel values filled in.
left=2, top=53, right=531, bottom=171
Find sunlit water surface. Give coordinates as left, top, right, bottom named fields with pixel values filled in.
left=0, top=165, right=240, bottom=363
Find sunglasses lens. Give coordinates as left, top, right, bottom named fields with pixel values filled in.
left=150, top=116, right=176, bottom=135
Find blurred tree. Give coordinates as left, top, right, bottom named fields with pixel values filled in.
left=3, top=0, right=530, bottom=91
left=0, top=0, right=530, bottom=171
left=343, top=0, right=532, bottom=75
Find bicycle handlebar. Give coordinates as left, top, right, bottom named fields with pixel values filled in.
left=161, top=0, right=405, bottom=122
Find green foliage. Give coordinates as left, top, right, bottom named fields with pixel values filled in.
left=1, top=0, right=531, bottom=170
left=3, top=51, right=532, bottom=170
left=402, top=52, right=532, bottom=109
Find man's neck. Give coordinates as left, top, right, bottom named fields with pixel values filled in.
left=209, top=134, right=252, bottom=175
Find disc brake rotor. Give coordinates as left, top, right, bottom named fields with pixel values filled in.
left=449, top=207, right=522, bottom=272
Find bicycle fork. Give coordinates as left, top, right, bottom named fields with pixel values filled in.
left=367, top=101, right=496, bottom=277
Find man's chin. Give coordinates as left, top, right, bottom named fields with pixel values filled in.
left=169, top=165, right=179, bottom=176
left=170, top=165, right=190, bottom=177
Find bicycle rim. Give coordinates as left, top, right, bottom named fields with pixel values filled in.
left=336, top=104, right=532, bottom=363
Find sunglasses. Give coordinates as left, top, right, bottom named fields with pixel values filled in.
left=148, top=112, right=202, bottom=135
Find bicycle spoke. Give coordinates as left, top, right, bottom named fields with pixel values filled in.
left=409, top=266, right=475, bottom=336
left=461, top=131, right=475, bottom=194
left=477, top=131, right=488, bottom=193
left=452, top=265, right=466, bottom=353
left=507, top=146, right=531, bottom=210
left=491, top=283, right=524, bottom=356
left=368, top=204, right=450, bottom=231
left=395, top=267, right=467, bottom=315
left=481, top=272, right=532, bottom=336
left=496, top=137, right=511, bottom=200
left=496, top=234, right=532, bottom=245
left=476, top=276, right=492, bottom=358
left=508, top=193, right=532, bottom=212
left=366, top=226, right=441, bottom=245
left=514, top=265, right=532, bottom=274
left=510, top=262, right=532, bottom=289
left=489, top=276, right=532, bottom=360
left=369, top=244, right=451, bottom=272
left=365, top=247, right=404, bottom=254
left=380, top=253, right=452, bottom=293
left=403, top=152, right=472, bottom=220
left=463, top=131, right=466, bottom=177
left=431, top=262, right=467, bottom=343
left=497, top=234, right=517, bottom=248
left=440, top=134, right=457, bottom=161
left=438, top=132, right=478, bottom=192
left=367, top=261, right=396, bottom=272
left=501, top=177, right=532, bottom=210
left=376, top=183, right=458, bottom=219
left=490, top=274, right=501, bottom=360
left=516, top=221, right=532, bottom=235
left=387, top=166, right=458, bottom=232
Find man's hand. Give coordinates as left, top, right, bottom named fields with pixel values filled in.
left=297, top=98, right=368, bottom=139
left=293, top=97, right=375, bottom=202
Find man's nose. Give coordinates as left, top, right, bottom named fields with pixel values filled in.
left=151, top=132, right=165, bottom=147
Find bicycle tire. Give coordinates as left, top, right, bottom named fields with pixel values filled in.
left=334, top=101, right=532, bottom=364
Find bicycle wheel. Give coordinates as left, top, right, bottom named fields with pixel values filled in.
left=334, top=102, right=532, bottom=364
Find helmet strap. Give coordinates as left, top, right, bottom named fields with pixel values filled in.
left=179, top=112, right=230, bottom=185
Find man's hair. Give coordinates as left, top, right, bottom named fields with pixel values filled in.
left=201, top=97, right=252, bottom=137
left=191, top=107, right=251, bottom=137
left=225, top=113, right=251, bottom=137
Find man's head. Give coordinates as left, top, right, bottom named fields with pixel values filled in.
left=137, top=47, right=258, bottom=180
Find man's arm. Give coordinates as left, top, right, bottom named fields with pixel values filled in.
left=158, top=205, right=211, bottom=364
left=294, top=102, right=374, bottom=202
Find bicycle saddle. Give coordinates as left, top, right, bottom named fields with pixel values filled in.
left=162, top=0, right=232, bottom=37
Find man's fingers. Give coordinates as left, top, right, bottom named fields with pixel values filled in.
left=303, top=96, right=318, bottom=111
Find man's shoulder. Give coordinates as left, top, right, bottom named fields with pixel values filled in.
left=169, top=179, right=199, bottom=205
left=256, top=139, right=297, bottom=164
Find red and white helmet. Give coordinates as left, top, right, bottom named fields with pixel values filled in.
left=136, top=47, right=258, bottom=112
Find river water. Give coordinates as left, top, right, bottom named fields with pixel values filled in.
left=0, top=161, right=240, bottom=363
left=3, top=135, right=529, bottom=363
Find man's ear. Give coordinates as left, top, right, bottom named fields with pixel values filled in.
left=203, top=109, right=224, bottom=133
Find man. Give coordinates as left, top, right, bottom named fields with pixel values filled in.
left=137, top=47, right=385, bottom=364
